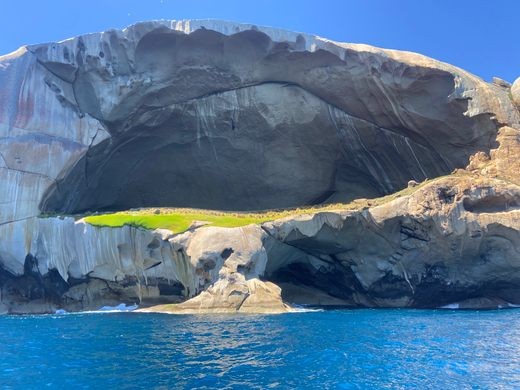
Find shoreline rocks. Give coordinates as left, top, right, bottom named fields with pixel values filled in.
left=2, top=172, right=520, bottom=314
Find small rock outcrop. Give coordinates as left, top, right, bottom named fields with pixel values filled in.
left=0, top=20, right=519, bottom=313
left=512, top=77, right=520, bottom=108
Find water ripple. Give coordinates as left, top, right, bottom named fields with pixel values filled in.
left=0, top=309, right=519, bottom=388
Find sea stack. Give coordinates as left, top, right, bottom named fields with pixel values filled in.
left=0, top=20, right=519, bottom=314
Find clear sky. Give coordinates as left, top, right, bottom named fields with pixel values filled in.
left=0, top=0, right=518, bottom=82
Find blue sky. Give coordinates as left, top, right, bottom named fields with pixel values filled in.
left=0, top=0, right=518, bottom=82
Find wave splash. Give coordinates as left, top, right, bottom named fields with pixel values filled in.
left=54, top=303, right=138, bottom=315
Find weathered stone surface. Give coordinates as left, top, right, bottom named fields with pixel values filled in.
left=0, top=216, right=292, bottom=313
left=512, top=77, right=520, bottom=107
left=1, top=20, right=520, bottom=313
left=2, top=172, right=520, bottom=313
left=263, top=175, right=520, bottom=308
left=468, top=126, right=520, bottom=185
left=1, top=19, right=519, bottom=221
left=492, top=77, right=511, bottom=89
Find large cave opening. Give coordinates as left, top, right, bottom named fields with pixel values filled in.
left=40, top=82, right=454, bottom=214
left=260, top=218, right=520, bottom=309
left=268, top=261, right=368, bottom=307
left=38, top=27, right=498, bottom=214
left=264, top=250, right=483, bottom=309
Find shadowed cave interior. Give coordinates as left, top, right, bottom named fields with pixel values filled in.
left=37, top=28, right=499, bottom=214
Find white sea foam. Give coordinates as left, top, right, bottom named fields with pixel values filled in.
left=440, top=302, right=520, bottom=310
left=97, top=303, right=138, bottom=312
left=53, top=303, right=139, bottom=315
left=288, top=304, right=324, bottom=313
left=440, top=303, right=460, bottom=309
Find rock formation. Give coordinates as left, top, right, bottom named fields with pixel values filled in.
left=0, top=20, right=519, bottom=314
left=511, top=77, right=520, bottom=108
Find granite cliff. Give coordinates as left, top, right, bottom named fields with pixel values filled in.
left=0, top=20, right=519, bottom=314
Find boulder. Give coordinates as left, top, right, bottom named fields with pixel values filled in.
left=512, top=77, right=520, bottom=107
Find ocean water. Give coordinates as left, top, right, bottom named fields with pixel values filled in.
left=1, top=309, right=519, bottom=389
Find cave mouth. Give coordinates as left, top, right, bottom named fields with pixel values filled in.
left=267, top=262, right=365, bottom=308
left=35, top=25, right=500, bottom=216
left=266, top=259, right=520, bottom=309
left=40, top=119, right=384, bottom=214
left=40, top=82, right=449, bottom=215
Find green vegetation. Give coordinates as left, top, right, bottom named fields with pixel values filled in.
left=78, top=173, right=463, bottom=234
left=83, top=210, right=275, bottom=233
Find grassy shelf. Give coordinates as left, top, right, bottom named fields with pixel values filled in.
left=79, top=173, right=462, bottom=234
left=82, top=211, right=275, bottom=233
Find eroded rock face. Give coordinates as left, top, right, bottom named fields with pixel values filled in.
left=2, top=173, right=520, bottom=313
left=0, top=215, right=294, bottom=314
left=1, top=20, right=520, bottom=313
left=512, top=77, right=520, bottom=107
left=264, top=176, right=520, bottom=308
left=1, top=19, right=519, bottom=219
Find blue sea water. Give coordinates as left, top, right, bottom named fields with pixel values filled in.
left=1, top=309, right=519, bottom=389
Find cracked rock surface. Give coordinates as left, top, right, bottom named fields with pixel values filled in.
left=0, top=20, right=520, bottom=313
